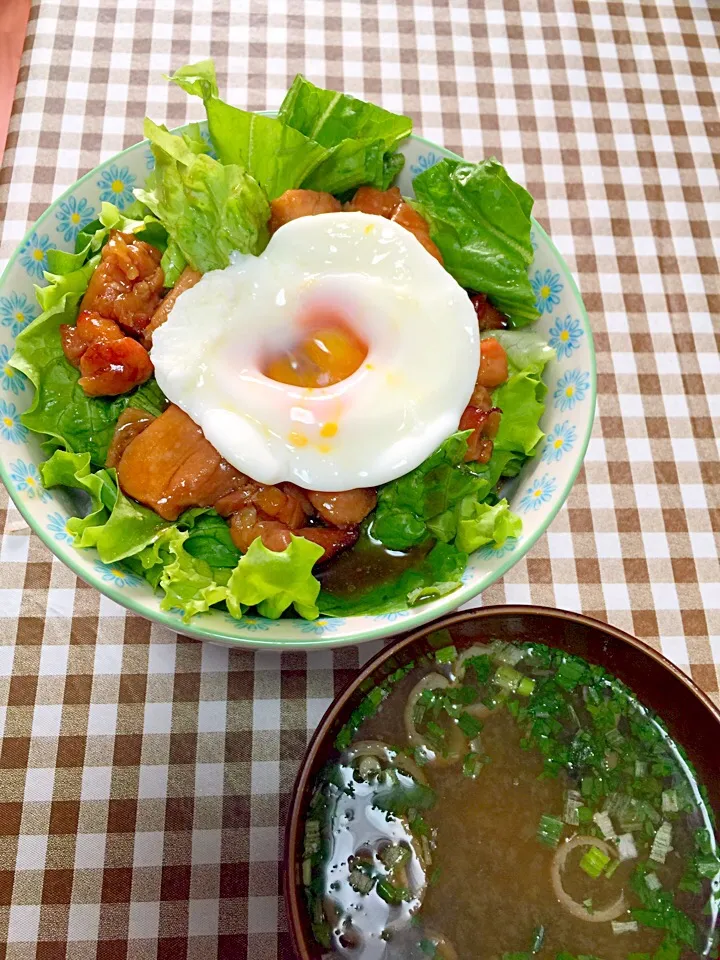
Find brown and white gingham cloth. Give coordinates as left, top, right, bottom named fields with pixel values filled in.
left=0, top=1, right=718, bottom=957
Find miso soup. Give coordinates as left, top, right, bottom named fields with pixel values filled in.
left=303, top=639, right=719, bottom=959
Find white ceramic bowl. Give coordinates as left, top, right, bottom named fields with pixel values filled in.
left=0, top=127, right=595, bottom=649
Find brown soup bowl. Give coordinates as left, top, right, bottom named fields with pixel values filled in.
left=283, top=605, right=720, bottom=959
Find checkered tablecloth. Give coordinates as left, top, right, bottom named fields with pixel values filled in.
left=0, top=1, right=718, bottom=956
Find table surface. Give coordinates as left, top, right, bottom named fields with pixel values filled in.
left=0, top=1, right=719, bottom=956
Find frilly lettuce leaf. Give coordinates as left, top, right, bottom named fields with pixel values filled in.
left=455, top=497, right=521, bottom=554
left=40, top=446, right=323, bottom=621
left=164, top=58, right=220, bottom=100
left=137, top=118, right=270, bottom=272
left=40, top=449, right=168, bottom=562
left=412, top=157, right=538, bottom=326
left=492, top=370, right=548, bottom=458
left=226, top=535, right=324, bottom=620
left=484, top=328, right=554, bottom=377
left=371, top=430, right=522, bottom=556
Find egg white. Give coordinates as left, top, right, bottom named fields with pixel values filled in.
left=151, top=212, right=479, bottom=491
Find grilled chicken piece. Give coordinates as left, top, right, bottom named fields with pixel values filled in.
left=117, top=404, right=242, bottom=520
left=469, top=292, right=508, bottom=331
left=60, top=310, right=124, bottom=367
left=78, top=337, right=153, bottom=397
left=269, top=189, right=341, bottom=234
left=81, top=230, right=164, bottom=334
left=229, top=506, right=360, bottom=563
left=345, top=185, right=443, bottom=262
left=143, top=266, right=202, bottom=348
left=105, top=408, right=156, bottom=468
left=307, top=488, right=377, bottom=527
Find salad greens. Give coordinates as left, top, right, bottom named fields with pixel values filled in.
left=8, top=63, right=559, bottom=623
left=137, top=118, right=270, bottom=271
left=412, top=157, right=539, bottom=326
left=370, top=430, right=521, bottom=553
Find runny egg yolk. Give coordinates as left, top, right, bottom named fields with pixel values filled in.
left=263, top=305, right=368, bottom=389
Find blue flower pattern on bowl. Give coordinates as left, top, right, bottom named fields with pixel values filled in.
left=0, top=128, right=594, bottom=646
left=19, top=232, right=55, bottom=279
left=55, top=196, right=96, bottom=243
left=47, top=511, right=73, bottom=542
left=232, top=614, right=271, bottom=632
left=9, top=458, right=51, bottom=501
left=97, top=165, right=136, bottom=209
left=93, top=560, right=143, bottom=588
left=554, top=369, right=590, bottom=412
left=520, top=474, right=557, bottom=513
left=300, top=617, right=347, bottom=635
left=531, top=269, right=563, bottom=315
left=0, top=344, right=24, bottom=395
left=145, top=150, right=155, bottom=171
left=0, top=292, right=38, bottom=338
left=372, top=609, right=411, bottom=623
left=548, top=314, right=583, bottom=359
left=410, top=151, right=441, bottom=177
left=0, top=400, right=28, bottom=444
left=541, top=421, right=576, bottom=463
left=477, top=537, right=519, bottom=561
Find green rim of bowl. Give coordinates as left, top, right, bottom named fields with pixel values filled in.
left=0, top=129, right=596, bottom=648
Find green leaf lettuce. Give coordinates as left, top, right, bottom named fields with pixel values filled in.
left=137, top=118, right=270, bottom=272
left=412, top=157, right=539, bottom=326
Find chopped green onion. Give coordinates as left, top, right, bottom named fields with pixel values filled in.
left=650, top=821, right=673, bottom=865
left=583, top=897, right=594, bottom=913
left=518, top=676, right=536, bottom=697
left=493, top=664, right=523, bottom=692
left=493, top=641, right=526, bottom=666
left=644, top=871, right=662, bottom=891
left=578, top=805, right=593, bottom=824
left=466, top=655, right=492, bottom=684
left=661, top=789, right=679, bottom=814
left=635, top=760, right=647, bottom=777
left=457, top=712, right=483, bottom=738
left=304, top=819, right=320, bottom=856
left=605, top=858, right=620, bottom=879
left=593, top=810, right=616, bottom=840
left=462, top=752, right=486, bottom=779
left=556, top=658, right=585, bottom=690
left=434, top=644, right=457, bottom=664
left=537, top=814, right=564, bottom=848
left=564, top=790, right=582, bottom=825
left=420, top=940, right=438, bottom=957
left=697, top=858, right=720, bottom=879
left=579, top=844, right=611, bottom=878
left=349, top=868, right=375, bottom=895
left=530, top=924, right=545, bottom=954
left=612, top=920, right=639, bottom=935
left=302, top=858, right=312, bottom=886
left=426, top=720, right=446, bottom=748
left=376, top=878, right=410, bottom=904
left=428, top=628, right=453, bottom=649
left=378, top=843, right=410, bottom=870
left=616, top=832, right=638, bottom=861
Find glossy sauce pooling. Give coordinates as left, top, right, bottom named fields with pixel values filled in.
left=305, top=641, right=719, bottom=960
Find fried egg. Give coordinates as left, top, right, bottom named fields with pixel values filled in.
left=151, top=212, right=479, bottom=491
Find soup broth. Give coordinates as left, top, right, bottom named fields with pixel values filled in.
left=303, top=639, right=719, bottom=959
